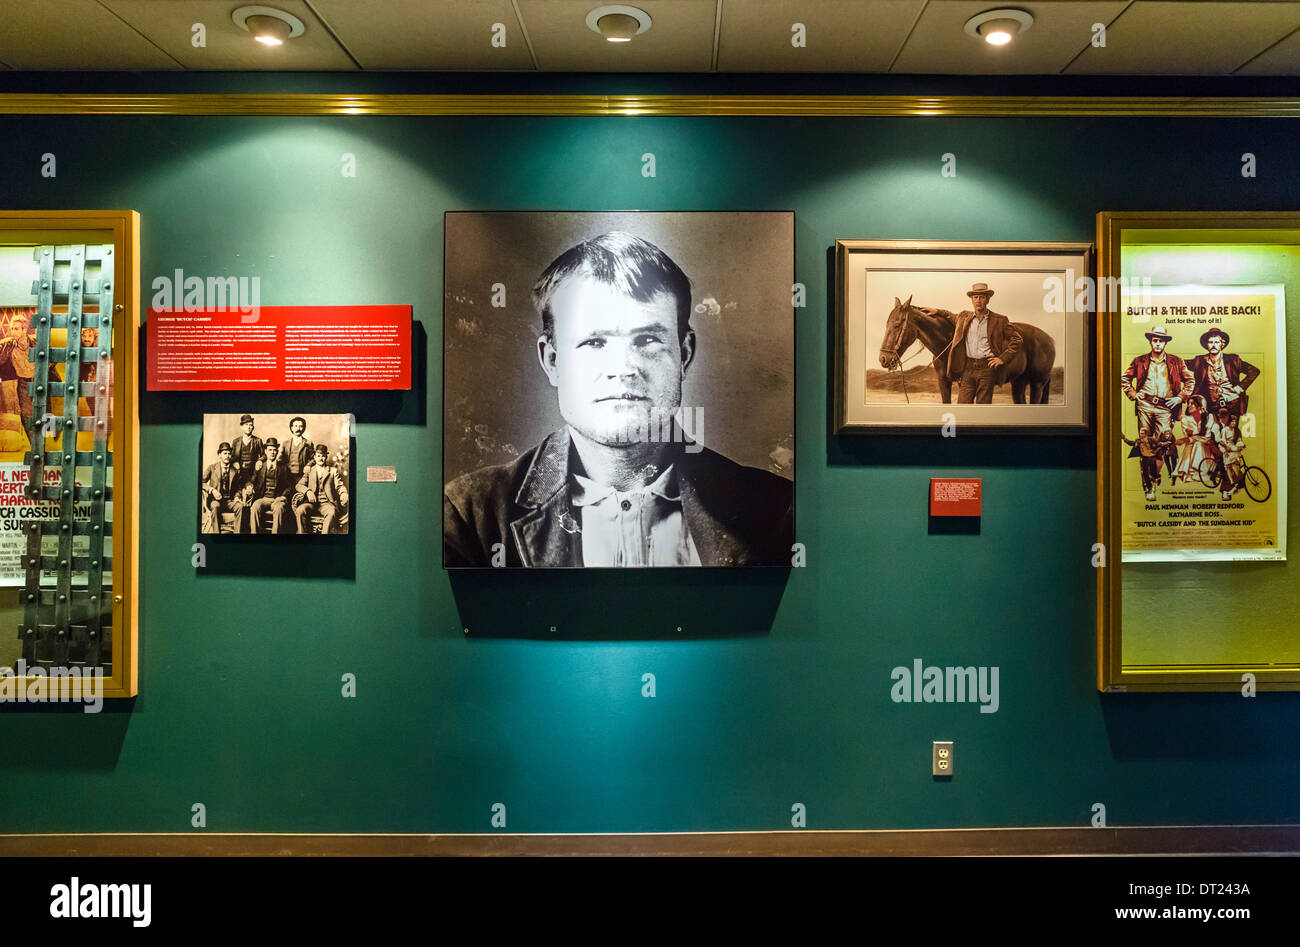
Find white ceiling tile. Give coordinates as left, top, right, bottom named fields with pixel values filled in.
left=102, top=0, right=356, bottom=70
left=1067, top=1, right=1300, bottom=74
left=517, top=0, right=716, bottom=72
left=895, top=0, right=1130, bottom=75
left=308, top=0, right=534, bottom=70
left=0, top=0, right=181, bottom=70
left=719, top=0, right=926, bottom=72
left=1236, top=27, right=1300, bottom=74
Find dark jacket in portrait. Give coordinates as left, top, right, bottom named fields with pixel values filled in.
left=1190, top=352, right=1260, bottom=415
left=295, top=463, right=348, bottom=509
left=247, top=459, right=295, bottom=502
left=228, top=433, right=264, bottom=482
left=942, top=309, right=1022, bottom=377
left=201, top=462, right=240, bottom=507
left=279, top=437, right=316, bottom=476
left=443, top=429, right=794, bottom=568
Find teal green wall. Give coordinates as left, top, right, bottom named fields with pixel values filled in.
left=0, top=107, right=1297, bottom=833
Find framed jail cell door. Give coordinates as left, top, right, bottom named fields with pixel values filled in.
left=0, top=211, right=140, bottom=699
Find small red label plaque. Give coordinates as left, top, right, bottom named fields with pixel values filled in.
left=930, top=478, right=982, bottom=517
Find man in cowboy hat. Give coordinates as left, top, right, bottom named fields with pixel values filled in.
left=1121, top=326, right=1194, bottom=500
left=1189, top=326, right=1259, bottom=422
left=922, top=283, right=1022, bottom=404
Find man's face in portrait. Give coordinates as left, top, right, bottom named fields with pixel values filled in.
left=538, top=275, right=695, bottom=447
left=265, top=444, right=279, bottom=464
left=290, top=419, right=305, bottom=437
left=315, top=448, right=330, bottom=468
left=1206, top=334, right=1225, bottom=355
left=242, top=420, right=255, bottom=436
left=1149, top=336, right=1167, bottom=355
left=218, top=448, right=231, bottom=468
left=970, top=292, right=990, bottom=315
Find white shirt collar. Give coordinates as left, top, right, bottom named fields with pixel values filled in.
left=571, top=464, right=680, bottom=507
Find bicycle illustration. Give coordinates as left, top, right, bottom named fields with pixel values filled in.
left=1197, top=454, right=1272, bottom=503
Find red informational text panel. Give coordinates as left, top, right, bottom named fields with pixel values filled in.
left=930, top=478, right=982, bottom=517
left=147, top=305, right=411, bottom=391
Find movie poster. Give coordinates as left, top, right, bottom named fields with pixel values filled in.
left=1119, top=285, right=1286, bottom=561
left=0, top=305, right=107, bottom=586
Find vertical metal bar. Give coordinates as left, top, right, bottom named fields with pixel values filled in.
left=86, top=245, right=113, bottom=667
left=53, top=245, right=85, bottom=667
left=21, top=246, right=54, bottom=664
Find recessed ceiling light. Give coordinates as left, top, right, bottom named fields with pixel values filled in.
left=964, top=8, right=1033, bottom=46
left=232, top=5, right=306, bottom=46
left=586, top=5, right=652, bottom=43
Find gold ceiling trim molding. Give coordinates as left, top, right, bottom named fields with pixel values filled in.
left=1, top=825, right=1297, bottom=856
left=0, top=93, right=1299, bottom=117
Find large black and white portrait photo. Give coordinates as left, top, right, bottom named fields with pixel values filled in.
left=443, top=212, right=794, bottom=569
left=835, top=241, right=1093, bottom=433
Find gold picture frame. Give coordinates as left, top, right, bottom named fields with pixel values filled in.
left=0, top=210, right=140, bottom=699
left=1097, top=211, right=1300, bottom=692
left=834, top=239, right=1093, bottom=434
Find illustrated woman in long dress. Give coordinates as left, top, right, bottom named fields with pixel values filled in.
left=1173, top=395, right=1211, bottom=484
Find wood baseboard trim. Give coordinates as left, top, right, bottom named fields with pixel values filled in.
left=2, top=825, right=1297, bottom=857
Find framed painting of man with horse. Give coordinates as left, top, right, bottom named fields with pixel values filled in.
left=835, top=240, right=1093, bottom=434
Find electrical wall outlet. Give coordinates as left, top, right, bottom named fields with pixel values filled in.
left=932, top=741, right=954, bottom=777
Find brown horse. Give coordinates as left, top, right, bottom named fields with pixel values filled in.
left=877, top=296, right=1057, bottom=404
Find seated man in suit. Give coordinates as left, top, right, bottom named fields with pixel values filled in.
left=294, top=443, right=348, bottom=534
left=246, top=437, right=295, bottom=534
left=201, top=441, right=245, bottom=534
left=443, top=231, right=794, bottom=568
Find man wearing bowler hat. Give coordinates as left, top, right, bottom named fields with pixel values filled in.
left=1189, top=326, right=1259, bottom=423
left=246, top=437, right=294, bottom=534
left=1122, top=326, right=1194, bottom=501
left=201, top=441, right=244, bottom=533
left=295, top=443, right=348, bottom=534
left=923, top=282, right=1022, bottom=404
left=228, top=413, right=263, bottom=488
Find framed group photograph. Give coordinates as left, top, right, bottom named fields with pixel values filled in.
left=834, top=240, right=1093, bottom=434
left=200, top=412, right=352, bottom=536
left=442, top=211, right=795, bottom=569
left=1097, top=211, right=1300, bottom=692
